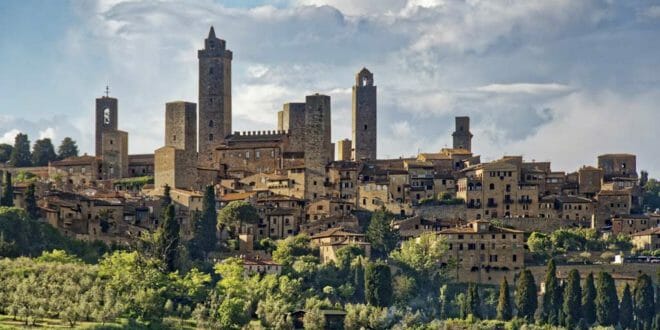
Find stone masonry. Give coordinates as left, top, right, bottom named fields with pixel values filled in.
left=304, top=94, right=332, bottom=200
left=452, top=116, right=473, bottom=152
left=198, top=26, right=232, bottom=167
left=352, top=68, right=377, bottom=161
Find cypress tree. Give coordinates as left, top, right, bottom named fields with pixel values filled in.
left=352, top=257, right=365, bottom=303
left=619, top=283, right=633, bottom=330
left=595, top=271, right=619, bottom=326
left=515, top=269, right=537, bottom=322
left=1, top=171, right=14, bottom=207
left=466, top=283, right=481, bottom=319
left=439, top=285, right=450, bottom=320
left=159, top=204, right=179, bottom=272
left=365, top=262, right=392, bottom=307
left=25, top=183, right=39, bottom=219
left=582, top=272, right=597, bottom=325
left=161, top=184, right=172, bottom=207
left=562, top=269, right=582, bottom=328
left=9, top=133, right=31, bottom=167
left=633, top=273, right=654, bottom=330
left=194, top=185, right=217, bottom=257
left=542, top=259, right=561, bottom=325
left=497, top=277, right=512, bottom=321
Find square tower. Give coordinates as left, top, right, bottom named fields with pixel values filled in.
left=198, top=26, right=233, bottom=166
left=337, top=139, right=352, bottom=161
left=452, top=116, right=473, bottom=151
left=352, top=68, right=377, bottom=161
left=101, top=130, right=128, bottom=179
left=165, top=101, right=197, bottom=152
left=277, top=102, right=306, bottom=152
left=304, top=94, right=332, bottom=200
left=95, top=96, right=118, bottom=157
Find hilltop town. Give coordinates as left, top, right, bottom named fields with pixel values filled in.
left=0, top=27, right=658, bottom=329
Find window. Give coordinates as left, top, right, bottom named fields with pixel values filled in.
left=209, top=134, right=213, bottom=141
left=512, top=255, right=517, bottom=262
left=489, top=183, right=495, bottom=190
left=173, top=135, right=176, bottom=141
left=448, top=244, right=452, bottom=250
left=468, top=243, right=476, bottom=250
left=480, top=243, right=485, bottom=250
left=209, top=120, right=214, bottom=127
left=364, top=124, right=368, bottom=130
left=458, top=234, right=464, bottom=239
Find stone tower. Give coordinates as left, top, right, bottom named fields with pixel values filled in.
left=277, top=102, right=306, bottom=153
left=352, top=68, right=377, bottom=161
left=452, top=116, right=473, bottom=151
left=304, top=94, right=332, bottom=200
left=155, top=101, right=198, bottom=190
left=95, top=94, right=118, bottom=157
left=165, top=101, right=197, bottom=152
left=198, top=26, right=232, bottom=166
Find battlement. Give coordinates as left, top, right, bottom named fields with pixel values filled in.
left=233, top=130, right=288, bottom=137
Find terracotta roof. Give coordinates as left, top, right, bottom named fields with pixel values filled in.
left=311, top=227, right=364, bottom=239
left=220, top=191, right=255, bottom=202
left=631, top=227, right=660, bottom=236
left=50, top=155, right=98, bottom=166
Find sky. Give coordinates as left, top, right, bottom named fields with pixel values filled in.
left=1, top=0, right=659, bottom=175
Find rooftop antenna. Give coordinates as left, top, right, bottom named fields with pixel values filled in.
left=105, top=85, right=110, bottom=97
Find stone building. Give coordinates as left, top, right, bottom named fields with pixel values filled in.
left=310, top=227, right=371, bottom=264
left=452, top=116, right=473, bottom=152
left=578, top=166, right=603, bottom=198
left=336, top=139, right=352, bottom=161
left=48, top=155, right=101, bottom=187
left=352, top=68, right=377, bottom=161
left=612, top=214, right=660, bottom=235
left=598, top=154, right=637, bottom=181
left=630, top=227, right=660, bottom=250
left=277, top=102, right=306, bottom=153
left=198, top=26, right=233, bottom=167
left=155, top=101, right=198, bottom=190
left=438, top=220, right=525, bottom=285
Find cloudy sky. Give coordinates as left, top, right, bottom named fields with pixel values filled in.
left=1, top=0, right=659, bottom=175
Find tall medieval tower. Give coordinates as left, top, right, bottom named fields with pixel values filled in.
left=452, top=116, right=473, bottom=151
left=198, top=26, right=232, bottom=166
left=95, top=91, right=118, bottom=157
left=351, top=68, right=377, bottom=161
left=304, top=94, right=332, bottom=200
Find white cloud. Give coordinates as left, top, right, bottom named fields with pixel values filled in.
left=0, top=129, right=20, bottom=145
left=38, top=127, right=56, bottom=140
left=474, top=83, right=574, bottom=95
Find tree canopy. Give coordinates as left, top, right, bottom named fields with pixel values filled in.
left=31, top=138, right=57, bottom=166
left=57, top=137, right=79, bottom=159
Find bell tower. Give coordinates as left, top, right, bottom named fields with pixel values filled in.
left=351, top=68, right=377, bottom=161
left=198, top=26, right=233, bottom=166
left=95, top=86, right=118, bottom=157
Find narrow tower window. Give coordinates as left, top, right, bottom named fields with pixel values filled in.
left=209, top=134, right=213, bottom=141
left=209, top=120, right=214, bottom=127
left=364, top=124, right=368, bottom=130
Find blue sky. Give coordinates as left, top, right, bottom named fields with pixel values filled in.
left=1, top=0, right=660, bottom=175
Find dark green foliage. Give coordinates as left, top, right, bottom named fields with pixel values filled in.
left=57, top=137, right=79, bottom=159
left=619, top=283, right=633, bottom=329
left=216, top=200, right=259, bottom=232
left=193, top=186, right=217, bottom=258
left=161, top=184, right=172, bottom=207
left=0, top=207, right=111, bottom=262
left=542, top=259, right=561, bottom=325
left=0, top=143, right=12, bottom=163
left=31, top=138, right=57, bottom=166
left=642, top=178, right=660, bottom=212
left=366, top=209, right=399, bottom=259
left=9, top=133, right=31, bottom=167
left=1, top=171, right=13, bottom=207
left=582, top=272, right=597, bottom=325
left=497, top=277, right=512, bottom=321
left=595, top=271, right=618, bottom=326
left=514, top=269, right=537, bottom=322
left=633, top=273, right=654, bottom=329
left=352, top=257, right=366, bottom=303
left=562, top=269, right=581, bottom=328
left=25, top=183, right=39, bottom=219
left=466, top=283, right=481, bottom=319
left=159, top=204, right=180, bottom=272
left=365, top=262, right=392, bottom=307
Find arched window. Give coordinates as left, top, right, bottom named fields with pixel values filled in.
left=489, top=183, right=495, bottom=190
left=103, top=108, right=111, bottom=125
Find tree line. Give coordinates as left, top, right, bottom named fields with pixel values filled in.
left=0, top=133, right=79, bottom=167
